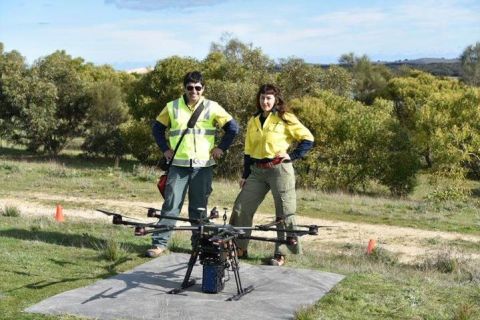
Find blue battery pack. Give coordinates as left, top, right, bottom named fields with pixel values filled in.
left=202, top=264, right=225, bottom=293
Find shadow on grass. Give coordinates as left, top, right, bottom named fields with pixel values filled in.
left=470, top=187, right=480, bottom=198
left=0, top=228, right=149, bottom=253
left=5, top=257, right=133, bottom=293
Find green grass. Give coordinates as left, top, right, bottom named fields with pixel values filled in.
left=258, top=244, right=479, bottom=319
left=1, top=143, right=480, bottom=235
left=1, top=215, right=479, bottom=320
left=296, top=189, right=480, bottom=234
left=1, top=145, right=480, bottom=319
left=0, top=216, right=151, bottom=320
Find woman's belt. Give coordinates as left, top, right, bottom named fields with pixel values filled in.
left=254, top=157, right=291, bottom=169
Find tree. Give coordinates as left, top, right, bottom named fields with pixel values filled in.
left=0, top=48, right=30, bottom=142
left=460, top=42, right=480, bottom=86
left=277, top=57, right=321, bottom=100
left=207, top=35, right=275, bottom=84
left=121, top=119, right=158, bottom=163
left=28, top=50, right=93, bottom=154
left=290, top=91, right=418, bottom=195
left=82, top=80, right=130, bottom=159
left=386, top=70, right=480, bottom=190
left=0, top=48, right=61, bottom=152
left=20, top=77, right=58, bottom=152
left=318, top=65, right=352, bottom=97
left=202, top=79, right=258, bottom=176
left=339, top=52, right=392, bottom=105
left=127, top=56, right=200, bottom=121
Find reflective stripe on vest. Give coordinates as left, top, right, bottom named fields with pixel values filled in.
left=169, top=128, right=216, bottom=137
left=173, top=99, right=179, bottom=118
left=171, top=158, right=216, bottom=167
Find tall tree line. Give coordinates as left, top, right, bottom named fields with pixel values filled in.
left=1, top=39, right=479, bottom=197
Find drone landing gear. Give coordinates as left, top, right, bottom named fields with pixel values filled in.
left=227, top=285, right=254, bottom=301
left=227, top=245, right=254, bottom=301
left=168, top=279, right=196, bottom=294
left=167, top=248, right=199, bottom=294
left=168, top=238, right=255, bottom=301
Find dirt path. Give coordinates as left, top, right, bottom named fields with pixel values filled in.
left=2, top=192, right=479, bottom=263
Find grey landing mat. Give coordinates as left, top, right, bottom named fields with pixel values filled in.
left=26, top=253, right=344, bottom=320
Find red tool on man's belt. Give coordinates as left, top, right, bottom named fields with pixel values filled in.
left=157, top=174, right=168, bottom=198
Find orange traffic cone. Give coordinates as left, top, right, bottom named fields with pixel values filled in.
left=55, top=204, right=65, bottom=222
left=366, top=239, right=376, bottom=254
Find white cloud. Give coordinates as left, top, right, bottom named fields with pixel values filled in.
left=4, top=0, right=480, bottom=66
left=396, top=0, right=480, bottom=29
left=249, top=0, right=480, bottom=62
left=311, top=9, right=387, bottom=27
left=104, top=0, right=228, bottom=10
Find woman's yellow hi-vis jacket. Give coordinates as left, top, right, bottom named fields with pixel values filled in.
left=244, top=111, right=314, bottom=159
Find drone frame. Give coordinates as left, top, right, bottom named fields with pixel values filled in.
left=97, top=207, right=328, bottom=301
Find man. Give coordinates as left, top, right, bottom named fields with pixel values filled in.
left=148, top=71, right=239, bottom=257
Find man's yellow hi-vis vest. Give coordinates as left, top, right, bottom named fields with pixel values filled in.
left=167, top=98, right=217, bottom=167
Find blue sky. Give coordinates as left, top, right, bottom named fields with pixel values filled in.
left=1, top=0, right=479, bottom=70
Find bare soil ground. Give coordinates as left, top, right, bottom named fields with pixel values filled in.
left=2, top=192, right=479, bottom=263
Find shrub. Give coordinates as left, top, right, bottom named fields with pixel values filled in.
left=419, top=249, right=461, bottom=273
left=132, top=164, right=158, bottom=182
left=367, top=247, right=399, bottom=266
left=94, top=237, right=128, bottom=262
left=0, top=163, right=20, bottom=173
left=425, top=169, right=471, bottom=202
left=121, top=119, right=160, bottom=164
left=1, top=205, right=21, bottom=217
left=291, top=92, right=418, bottom=195
left=452, top=303, right=477, bottom=320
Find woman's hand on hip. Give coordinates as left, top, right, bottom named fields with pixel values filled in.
left=276, top=152, right=291, bottom=162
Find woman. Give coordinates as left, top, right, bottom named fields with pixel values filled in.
left=229, top=84, right=314, bottom=266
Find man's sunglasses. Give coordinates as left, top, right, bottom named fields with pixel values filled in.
left=186, top=85, right=203, bottom=92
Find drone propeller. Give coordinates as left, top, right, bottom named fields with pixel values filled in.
left=141, top=206, right=210, bottom=224
left=96, top=209, right=158, bottom=229
left=96, top=209, right=141, bottom=221
left=296, top=224, right=336, bottom=228
left=256, top=213, right=295, bottom=230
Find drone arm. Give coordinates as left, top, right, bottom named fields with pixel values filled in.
left=146, top=208, right=209, bottom=224
left=111, top=215, right=144, bottom=226
left=254, top=214, right=295, bottom=230
left=134, top=225, right=199, bottom=236
left=149, top=213, right=201, bottom=223
left=240, top=235, right=299, bottom=245
left=250, top=225, right=320, bottom=236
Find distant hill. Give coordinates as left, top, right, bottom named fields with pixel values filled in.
left=384, top=58, right=459, bottom=64
left=128, top=58, right=461, bottom=78
left=380, top=58, right=461, bottom=77
left=316, top=57, right=461, bottom=77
